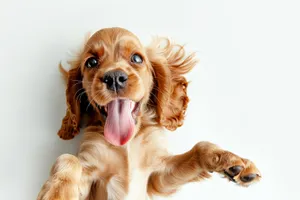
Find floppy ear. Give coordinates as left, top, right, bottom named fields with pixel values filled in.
left=57, top=61, right=83, bottom=140
left=146, top=38, right=198, bottom=131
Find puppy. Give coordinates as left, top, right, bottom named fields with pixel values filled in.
left=37, top=27, right=261, bottom=200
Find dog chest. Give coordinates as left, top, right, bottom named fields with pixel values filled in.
left=106, top=140, right=152, bottom=200
left=125, top=169, right=151, bottom=200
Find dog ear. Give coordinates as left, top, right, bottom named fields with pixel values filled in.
left=57, top=62, right=83, bottom=140
left=146, top=37, right=198, bottom=131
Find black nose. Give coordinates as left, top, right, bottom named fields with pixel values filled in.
left=102, top=70, right=128, bottom=92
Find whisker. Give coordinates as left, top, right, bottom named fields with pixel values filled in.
left=74, top=88, right=85, bottom=100
left=70, top=79, right=83, bottom=82
left=71, top=82, right=84, bottom=89
left=86, top=90, right=101, bottom=111
left=78, top=87, right=92, bottom=102
left=76, top=90, right=88, bottom=103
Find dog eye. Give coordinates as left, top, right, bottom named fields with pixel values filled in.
left=85, top=57, right=98, bottom=68
left=131, top=54, right=143, bottom=64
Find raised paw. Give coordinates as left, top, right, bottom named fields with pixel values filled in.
left=195, top=142, right=261, bottom=187
left=221, top=157, right=261, bottom=187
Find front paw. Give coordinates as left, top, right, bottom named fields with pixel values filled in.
left=222, top=158, right=261, bottom=187
left=195, top=142, right=261, bottom=187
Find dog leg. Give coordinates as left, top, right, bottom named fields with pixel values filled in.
left=148, top=141, right=261, bottom=196
left=37, top=154, right=93, bottom=200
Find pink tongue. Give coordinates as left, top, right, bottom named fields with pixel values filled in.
left=104, top=99, right=135, bottom=146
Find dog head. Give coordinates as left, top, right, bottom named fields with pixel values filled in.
left=58, top=27, right=197, bottom=146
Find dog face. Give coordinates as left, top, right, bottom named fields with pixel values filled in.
left=58, top=27, right=197, bottom=146
left=80, top=29, right=153, bottom=145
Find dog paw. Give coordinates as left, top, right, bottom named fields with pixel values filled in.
left=195, top=142, right=261, bottom=187
left=222, top=158, right=261, bottom=187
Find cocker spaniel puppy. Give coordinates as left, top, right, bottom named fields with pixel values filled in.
left=37, top=27, right=261, bottom=200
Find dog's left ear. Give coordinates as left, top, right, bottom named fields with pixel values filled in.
left=146, top=38, right=198, bottom=131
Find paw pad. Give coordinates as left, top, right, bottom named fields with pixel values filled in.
left=240, top=174, right=257, bottom=183
left=228, top=166, right=243, bottom=176
left=223, top=165, right=243, bottom=182
left=223, top=164, right=260, bottom=185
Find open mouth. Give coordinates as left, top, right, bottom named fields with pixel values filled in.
left=99, top=99, right=140, bottom=120
left=97, top=99, right=141, bottom=146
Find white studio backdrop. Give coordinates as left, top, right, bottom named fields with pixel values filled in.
left=0, top=0, right=299, bottom=199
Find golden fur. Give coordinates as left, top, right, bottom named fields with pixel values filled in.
left=37, top=27, right=261, bottom=200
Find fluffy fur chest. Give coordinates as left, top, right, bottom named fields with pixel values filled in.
left=82, top=133, right=152, bottom=200
left=106, top=138, right=152, bottom=200
left=107, top=167, right=151, bottom=200
left=80, top=128, right=167, bottom=200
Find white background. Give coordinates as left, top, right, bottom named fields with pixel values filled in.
left=1, top=0, right=299, bottom=199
